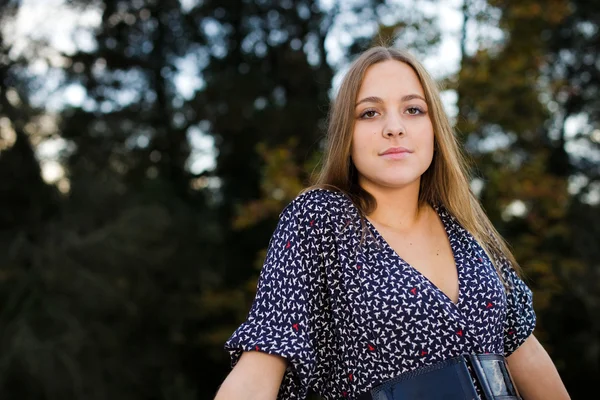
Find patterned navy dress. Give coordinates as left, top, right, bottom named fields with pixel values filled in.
left=224, top=189, right=536, bottom=399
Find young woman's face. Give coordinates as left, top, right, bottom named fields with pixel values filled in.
left=351, top=60, right=434, bottom=192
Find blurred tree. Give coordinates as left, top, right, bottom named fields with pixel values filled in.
left=0, top=4, right=64, bottom=398
left=1, top=0, right=217, bottom=399
left=0, top=0, right=597, bottom=398
left=454, top=0, right=599, bottom=395
left=537, top=0, right=600, bottom=395
left=0, top=3, right=59, bottom=231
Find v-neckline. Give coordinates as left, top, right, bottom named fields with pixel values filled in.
left=363, top=205, right=462, bottom=307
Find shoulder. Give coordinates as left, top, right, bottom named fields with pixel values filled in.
left=283, top=188, right=356, bottom=218
left=278, top=188, right=359, bottom=238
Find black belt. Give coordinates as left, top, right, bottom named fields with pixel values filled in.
left=357, top=353, right=521, bottom=400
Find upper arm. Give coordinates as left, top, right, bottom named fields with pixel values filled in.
left=222, top=191, right=337, bottom=399
left=215, top=351, right=287, bottom=400
left=506, top=334, right=571, bottom=400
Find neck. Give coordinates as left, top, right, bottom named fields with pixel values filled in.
left=360, top=179, right=427, bottom=232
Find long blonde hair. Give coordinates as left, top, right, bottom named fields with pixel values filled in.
left=306, top=45, right=521, bottom=280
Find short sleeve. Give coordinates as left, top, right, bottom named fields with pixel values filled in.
left=501, top=257, right=536, bottom=357
left=223, top=196, right=331, bottom=399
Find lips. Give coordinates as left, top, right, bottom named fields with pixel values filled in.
left=380, top=147, right=412, bottom=156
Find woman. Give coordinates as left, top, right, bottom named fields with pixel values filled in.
left=213, top=46, right=570, bottom=399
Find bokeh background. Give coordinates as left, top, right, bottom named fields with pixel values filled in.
left=0, top=0, right=598, bottom=399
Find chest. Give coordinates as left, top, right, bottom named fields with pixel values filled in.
left=370, top=219, right=459, bottom=304
left=330, top=227, right=506, bottom=390
left=322, top=207, right=510, bottom=399
left=328, top=227, right=509, bottom=395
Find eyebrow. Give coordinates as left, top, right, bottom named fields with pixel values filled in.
left=355, top=94, right=427, bottom=107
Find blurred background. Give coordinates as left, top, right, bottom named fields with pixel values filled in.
left=0, top=0, right=598, bottom=399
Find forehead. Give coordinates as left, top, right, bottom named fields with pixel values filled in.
left=357, top=60, right=425, bottom=97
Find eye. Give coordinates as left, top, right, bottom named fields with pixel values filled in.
left=406, top=107, right=425, bottom=115
left=359, top=109, right=379, bottom=119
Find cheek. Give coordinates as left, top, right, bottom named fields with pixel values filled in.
left=351, top=129, right=373, bottom=161
left=351, top=129, right=372, bottom=173
left=352, top=125, right=376, bottom=148
left=418, top=121, right=435, bottom=151
left=428, top=130, right=436, bottom=154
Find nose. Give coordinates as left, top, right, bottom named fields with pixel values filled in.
left=382, top=113, right=405, bottom=138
